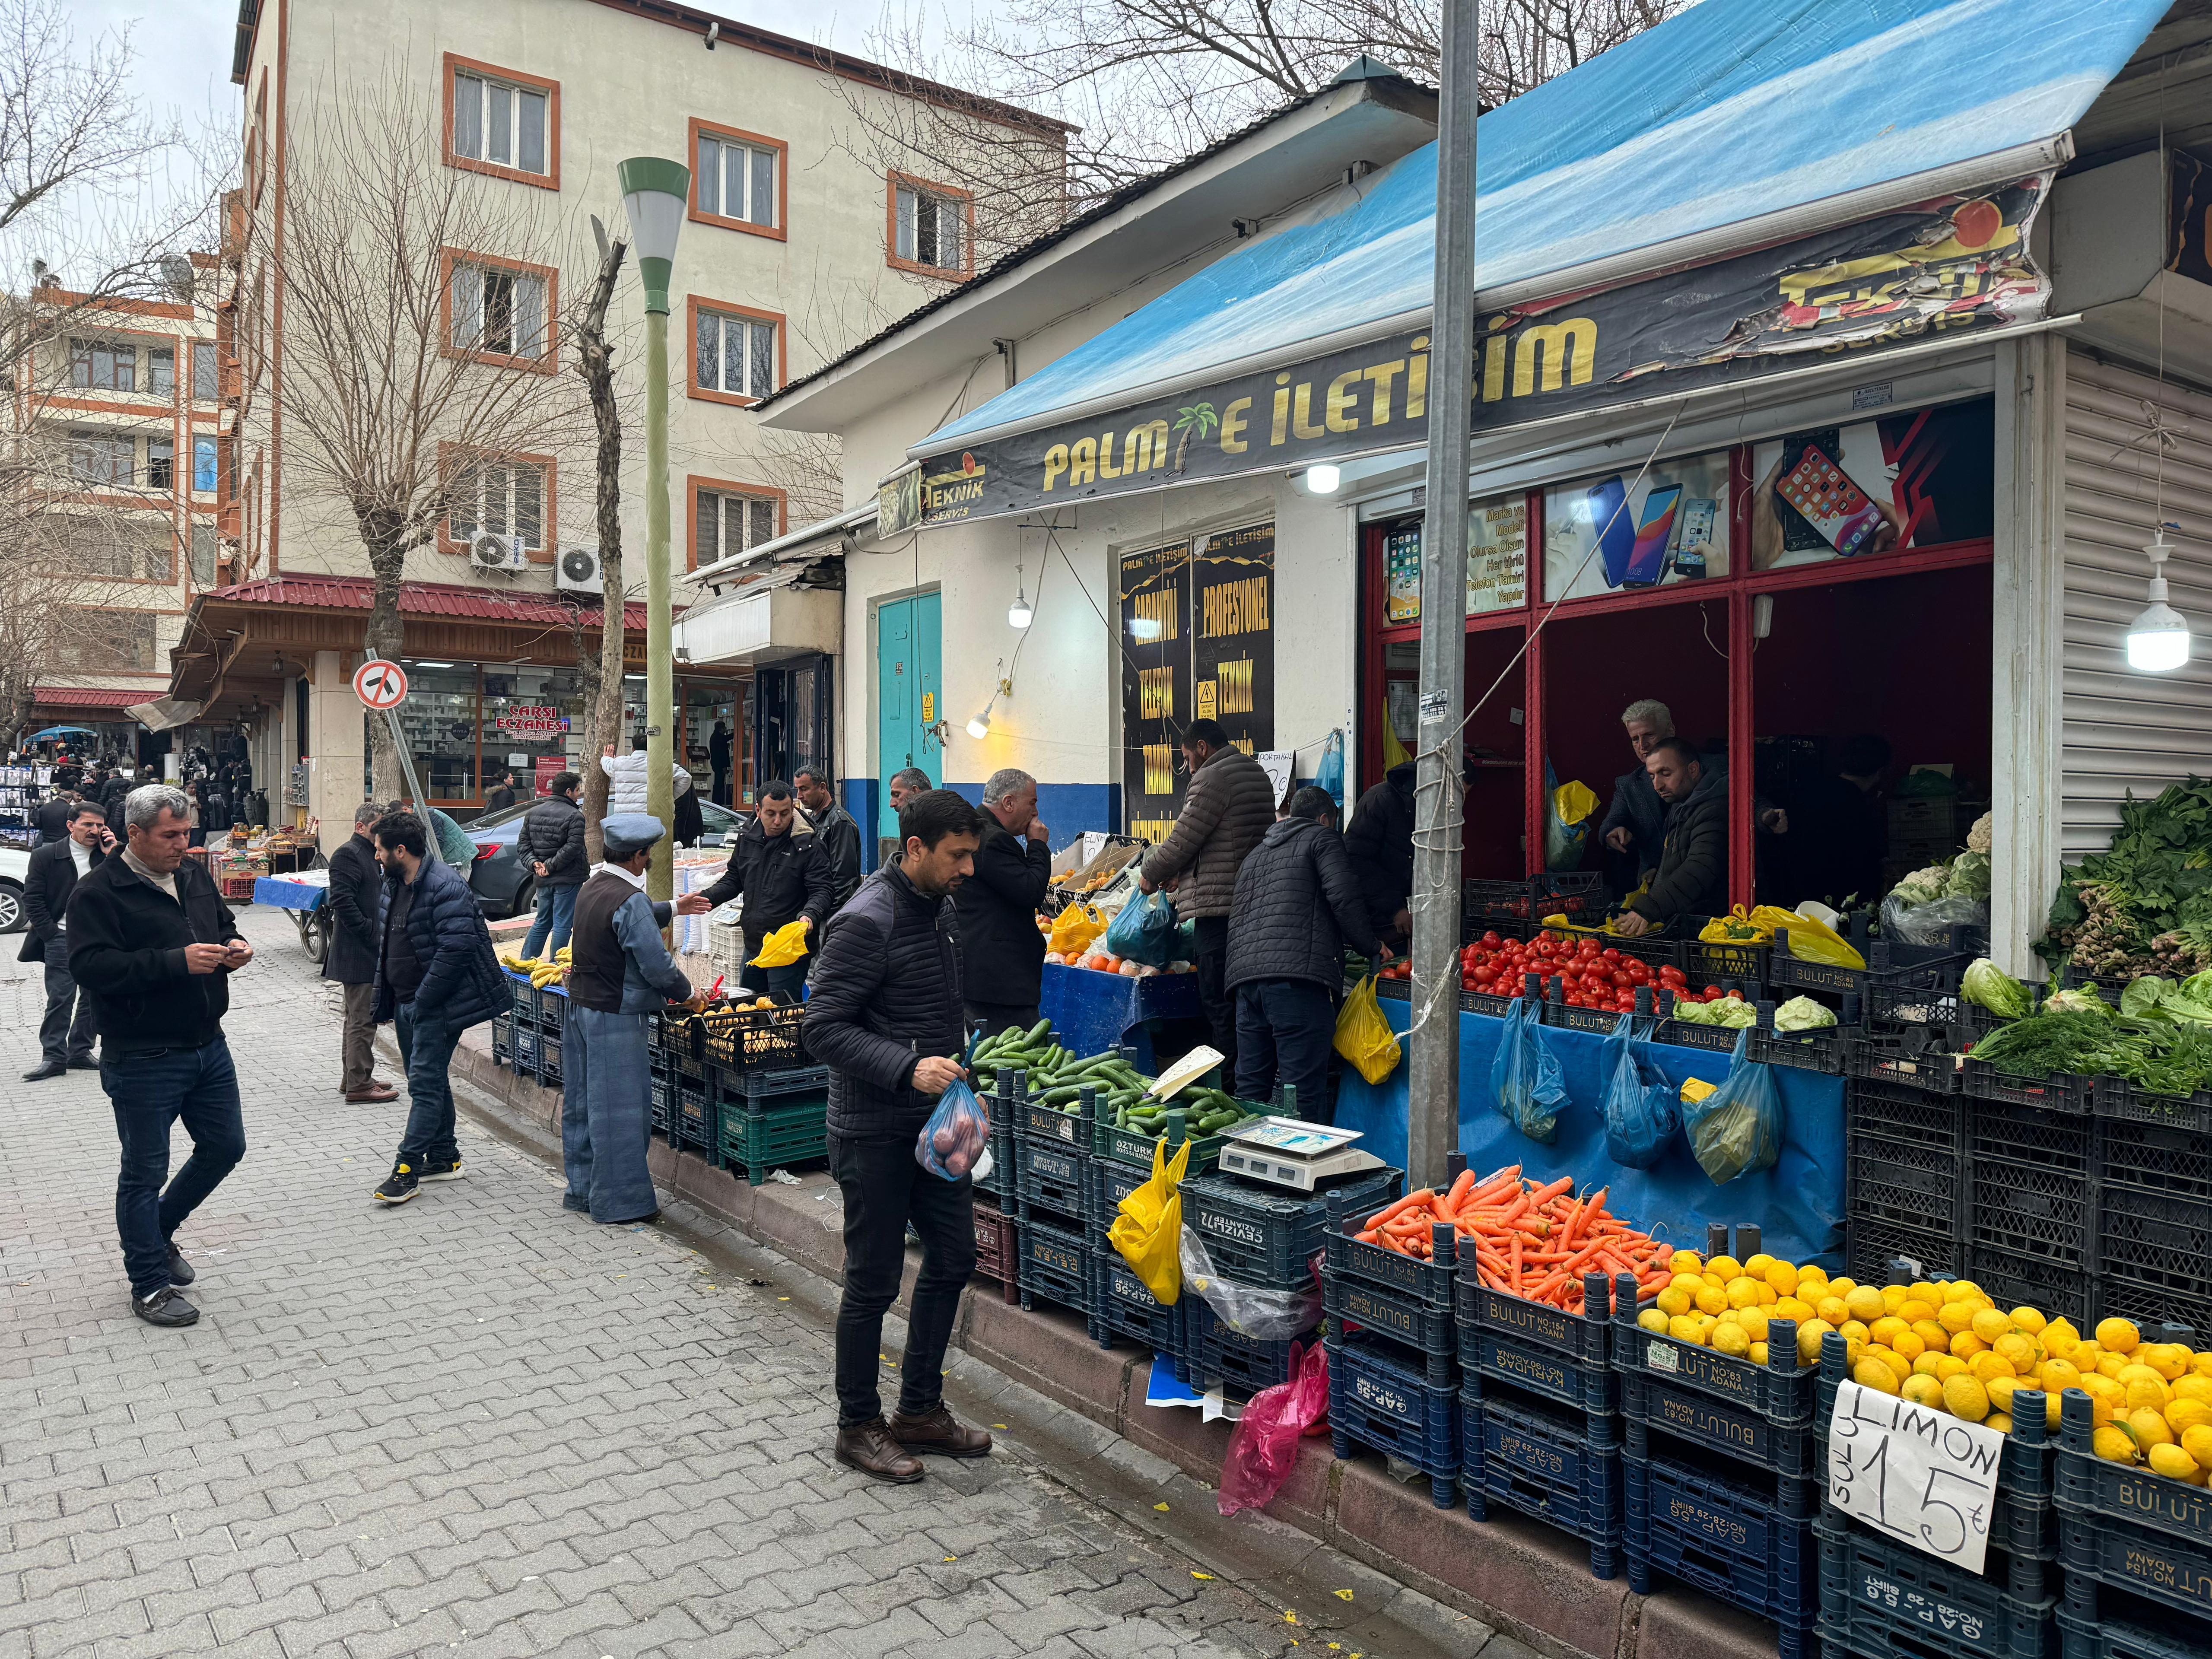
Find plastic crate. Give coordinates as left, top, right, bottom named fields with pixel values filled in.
left=1184, top=1294, right=1313, bottom=1395
left=1324, top=1193, right=1459, bottom=1307
left=2091, top=1271, right=2212, bottom=1344
left=1016, top=1214, right=1091, bottom=1316
left=729, top=1062, right=829, bottom=1103
left=1454, top=1264, right=1616, bottom=1420
left=1850, top=1102, right=1967, bottom=1239
left=1180, top=1167, right=1402, bottom=1290
left=1088, top=1248, right=1183, bottom=1356
left=1373, top=975, right=1409, bottom=1002
left=509, top=977, right=540, bottom=1028
left=536, top=1036, right=563, bottom=1088
left=1461, top=1381, right=1622, bottom=1579
left=1650, top=1016, right=1744, bottom=1055
left=1961, top=1058, right=2096, bottom=1116
left=2096, top=1075, right=2212, bottom=1137
left=2055, top=1599, right=2212, bottom=1659
left=1464, top=877, right=1539, bottom=924
left=649, top=1073, right=672, bottom=1135
left=513, top=1024, right=541, bottom=1075
left=2057, top=1392, right=2212, bottom=1558
left=1014, top=1090, right=1091, bottom=1151
left=1539, top=996, right=1636, bottom=1036
left=1611, top=1270, right=1818, bottom=1420
left=673, top=1085, right=716, bottom=1158
left=1460, top=986, right=1522, bottom=1019
left=1092, top=1101, right=1228, bottom=1177
left=1014, top=1131, right=1087, bottom=1229
left=1814, top=1511, right=2058, bottom=1659
left=537, top=985, right=566, bottom=1035
left=1328, top=1335, right=1458, bottom=1508
left=972, top=1199, right=1019, bottom=1305
left=1626, top=1451, right=1816, bottom=1650
left=1767, top=928, right=1872, bottom=999
left=694, top=998, right=806, bottom=1072
left=1088, top=1156, right=1147, bottom=1248
left=716, top=1092, right=830, bottom=1185
left=1751, top=1015, right=1859, bottom=1074
left=1847, top=1029, right=1962, bottom=1094
left=2058, top=1512, right=2212, bottom=1647
left=1968, top=1099, right=2092, bottom=1275
left=491, top=1012, right=514, bottom=1069
left=1325, top=1270, right=1456, bottom=1386
left=2099, top=1109, right=2212, bottom=1303
left=1684, top=921, right=1771, bottom=987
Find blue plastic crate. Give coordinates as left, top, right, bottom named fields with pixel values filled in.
left=1087, top=1248, right=1183, bottom=1357
left=1014, top=1090, right=1091, bottom=1150
left=1016, top=1214, right=1091, bottom=1316
left=1626, top=1452, right=1815, bottom=1652
left=2056, top=1390, right=2212, bottom=1555
left=1328, top=1335, right=1458, bottom=1508
left=1014, top=1131, right=1087, bottom=1228
left=1815, top=1512, right=2057, bottom=1659
left=1620, top=1364, right=1818, bottom=1485
left=1182, top=1167, right=1401, bottom=1290
left=1456, top=1263, right=1616, bottom=1418
left=2055, top=1596, right=2212, bottom=1659
left=2058, top=1510, right=2212, bottom=1634
left=673, top=1085, right=716, bottom=1157
left=1185, top=1295, right=1314, bottom=1396
left=536, top=1035, right=562, bottom=1088
left=1324, top=1271, right=1455, bottom=1387
left=1323, top=1190, right=1460, bottom=1307
left=513, top=1024, right=541, bottom=1074
left=491, top=1012, right=514, bottom=1069
left=1456, top=1320, right=1615, bottom=1423
left=1462, top=1381, right=1621, bottom=1579
left=1611, top=1273, right=1818, bottom=1422
left=649, top=1073, right=671, bottom=1134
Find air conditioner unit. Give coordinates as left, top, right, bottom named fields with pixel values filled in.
left=556, top=544, right=603, bottom=594
left=470, top=531, right=526, bottom=572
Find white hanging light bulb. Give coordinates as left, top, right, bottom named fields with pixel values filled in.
left=1007, top=564, right=1033, bottom=629
left=966, top=699, right=994, bottom=741
left=2127, top=528, right=2192, bottom=673
left=1306, top=462, right=1341, bottom=494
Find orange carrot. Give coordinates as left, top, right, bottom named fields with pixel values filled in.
left=1366, top=1189, right=1435, bottom=1230
left=1442, top=1168, right=1478, bottom=1214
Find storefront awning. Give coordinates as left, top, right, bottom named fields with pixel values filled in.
left=899, top=0, right=2171, bottom=526
left=33, top=686, right=165, bottom=709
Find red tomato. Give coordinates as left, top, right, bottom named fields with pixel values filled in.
left=1483, top=931, right=1502, bottom=947
left=1472, top=964, right=1496, bottom=984
left=1611, top=970, right=1632, bottom=988
left=1602, top=948, right=1621, bottom=963
left=1704, top=985, right=1723, bottom=998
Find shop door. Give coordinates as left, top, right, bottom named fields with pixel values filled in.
left=875, top=593, right=941, bottom=840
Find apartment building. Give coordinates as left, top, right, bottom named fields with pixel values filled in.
left=181, top=0, right=1062, bottom=838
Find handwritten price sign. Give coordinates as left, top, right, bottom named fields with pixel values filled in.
left=1827, top=1380, right=2007, bottom=1573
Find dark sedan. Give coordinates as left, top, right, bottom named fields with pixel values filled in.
left=465, top=796, right=750, bottom=918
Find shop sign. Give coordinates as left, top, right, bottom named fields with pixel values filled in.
left=902, top=178, right=2051, bottom=526
left=495, top=704, right=567, bottom=736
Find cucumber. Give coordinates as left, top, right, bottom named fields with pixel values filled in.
left=1024, top=1017, right=1053, bottom=1046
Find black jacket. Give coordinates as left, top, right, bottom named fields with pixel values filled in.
left=806, top=801, right=864, bottom=911
left=1343, top=763, right=1416, bottom=934
left=19, top=836, right=103, bottom=960
left=371, top=856, right=512, bottom=1028
left=674, top=784, right=703, bottom=849
left=66, top=855, right=244, bottom=1056
left=516, top=793, right=587, bottom=888
left=99, top=775, right=132, bottom=829
left=803, top=861, right=965, bottom=1144
left=1226, top=816, right=1379, bottom=992
left=698, top=817, right=836, bottom=946
left=34, top=796, right=73, bottom=841
left=953, top=817, right=1051, bottom=1004
left=1630, top=766, right=1730, bottom=925
left=322, top=832, right=385, bottom=986
left=487, top=785, right=519, bottom=811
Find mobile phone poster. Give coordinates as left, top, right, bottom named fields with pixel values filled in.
left=1542, top=449, right=1732, bottom=603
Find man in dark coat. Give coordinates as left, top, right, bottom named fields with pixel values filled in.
left=69, top=784, right=254, bottom=1326
left=324, top=801, right=394, bottom=1103
left=34, top=788, right=78, bottom=842
left=803, top=789, right=990, bottom=1484
left=99, top=767, right=133, bottom=832
left=709, top=720, right=733, bottom=806
left=1342, top=761, right=1415, bottom=952
left=516, top=771, right=587, bottom=959
left=953, top=766, right=1052, bottom=1037
left=1225, top=787, right=1386, bottom=1121
left=20, top=798, right=114, bottom=1079
left=695, top=779, right=836, bottom=997
left=369, top=811, right=511, bottom=1205
left=795, top=763, right=863, bottom=911
left=1617, top=740, right=1730, bottom=934
left=486, top=769, right=520, bottom=811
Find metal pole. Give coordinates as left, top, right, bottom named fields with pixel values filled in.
left=363, top=652, right=432, bottom=830
left=643, top=302, right=674, bottom=903
left=1408, top=0, right=1478, bottom=1190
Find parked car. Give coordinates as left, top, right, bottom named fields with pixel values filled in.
left=0, top=843, right=25, bottom=934
left=464, top=795, right=749, bottom=918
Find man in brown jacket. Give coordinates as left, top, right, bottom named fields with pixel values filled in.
left=1137, top=718, right=1276, bottom=1078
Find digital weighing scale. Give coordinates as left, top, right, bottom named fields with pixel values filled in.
left=1214, top=1118, right=1388, bottom=1192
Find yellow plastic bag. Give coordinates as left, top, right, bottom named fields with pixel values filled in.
left=1047, top=902, right=1104, bottom=958
left=1698, top=905, right=1772, bottom=944
left=1334, top=976, right=1403, bottom=1086
left=749, top=918, right=810, bottom=968
left=1754, top=904, right=1866, bottom=969
left=1108, top=1133, right=1190, bottom=1303
left=1553, top=779, right=1599, bottom=826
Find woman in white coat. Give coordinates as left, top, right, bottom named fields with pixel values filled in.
left=600, top=743, right=695, bottom=816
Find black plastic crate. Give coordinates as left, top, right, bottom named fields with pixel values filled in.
left=1087, top=1248, right=1183, bottom=1357
left=1460, top=986, right=1522, bottom=1019
left=1961, top=1057, right=2097, bottom=1116
left=1328, top=1334, right=1457, bottom=1508
left=513, top=1024, right=541, bottom=1075
left=1619, top=1364, right=1818, bottom=1486
left=536, top=1036, right=563, bottom=1088
left=491, top=1011, right=515, bottom=1069
left=1180, top=1167, right=1401, bottom=1290
left=2058, top=1512, right=2212, bottom=1641
left=1532, top=871, right=1609, bottom=920
left=1966, top=1247, right=2093, bottom=1330
left=1851, top=1117, right=1967, bottom=1237
left=1325, top=1270, right=1455, bottom=1386
left=1750, top=1022, right=1856, bottom=1074
left=1016, top=1214, right=1091, bottom=1316
left=2096, top=1075, right=2212, bottom=1137
left=1185, top=1295, right=1314, bottom=1395
left=508, top=976, right=540, bottom=1028
left=1814, top=1511, right=2058, bottom=1659
left=1849, top=1215, right=1965, bottom=1287
left=673, top=1085, right=716, bottom=1158
left=1649, top=1015, right=1744, bottom=1055
left=2055, top=1596, right=2212, bottom=1659
left=1092, top=1100, right=1231, bottom=1177
left=1611, top=1273, right=1817, bottom=1423
left=537, top=985, right=566, bottom=1035
left=2101, top=1106, right=2212, bottom=1205
left=1847, top=1029, right=1962, bottom=1093
left=1087, top=1156, right=1148, bottom=1249
left=1539, top=995, right=1636, bottom=1036
left=648, top=1072, right=672, bottom=1135
left=732, top=1062, right=829, bottom=1102
left=1626, top=1451, right=1816, bottom=1652
left=1462, top=1380, right=1621, bottom=1579
left=1968, top=1099, right=2092, bottom=1274
left=1014, top=1131, right=1087, bottom=1229
left=2091, top=1270, right=2212, bottom=1343
left=1373, top=975, right=1409, bottom=1003
left=695, top=998, right=806, bottom=1072
left=1455, top=1264, right=1616, bottom=1420
left=2056, top=1391, right=2212, bottom=1558
left=1767, top=927, right=1870, bottom=999
left=1014, top=1090, right=1091, bottom=1150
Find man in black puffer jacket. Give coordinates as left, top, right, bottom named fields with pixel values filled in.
left=1342, top=761, right=1415, bottom=953
left=515, top=772, right=587, bottom=959
left=1226, top=786, right=1387, bottom=1122
left=802, top=789, right=991, bottom=1485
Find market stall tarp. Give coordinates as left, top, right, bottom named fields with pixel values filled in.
left=912, top=0, right=2169, bottom=469
left=1038, top=962, right=1203, bottom=1065
left=1335, top=998, right=1845, bottom=1268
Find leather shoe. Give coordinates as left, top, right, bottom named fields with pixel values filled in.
left=887, top=1404, right=993, bottom=1459
left=343, top=1084, right=398, bottom=1102
left=834, top=1419, right=924, bottom=1483
left=21, top=1062, right=66, bottom=1081
left=68, top=1057, right=98, bottom=1070
left=133, top=1287, right=199, bottom=1328
left=165, top=1244, right=195, bottom=1286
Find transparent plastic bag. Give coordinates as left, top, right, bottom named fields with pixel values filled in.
left=1681, top=1029, right=1782, bottom=1185
left=1217, top=1339, right=1330, bottom=1517
left=1487, top=998, right=1567, bottom=1144
left=1179, top=1227, right=1322, bottom=1340
left=1602, top=1013, right=1679, bottom=1170
left=915, top=1076, right=992, bottom=1181
left=1105, top=888, right=1179, bottom=967
left=1881, top=890, right=1988, bottom=948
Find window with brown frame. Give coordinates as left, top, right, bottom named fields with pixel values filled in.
left=46, top=517, right=174, bottom=583
left=446, top=55, right=558, bottom=187
left=690, top=480, right=781, bottom=568
left=54, top=607, right=158, bottom=670
left=691, top=301, right=779, bottom=404
left=889, top=173, right=972, bottom=278
left=444, top=252, right=555, bottom=369
left=691, top=121, right=784, bottom=237
left=444, top=451, right=553, bottom=556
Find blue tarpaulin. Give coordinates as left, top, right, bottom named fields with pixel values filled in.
left=1036, top=961, right=1203, bottom=1068
left=1335, top=997, right=1846, bottom=1268
left=922, top=0, right=2168, bottom=456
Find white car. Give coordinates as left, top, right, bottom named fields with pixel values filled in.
left=0, top=844, right=25, bottom=934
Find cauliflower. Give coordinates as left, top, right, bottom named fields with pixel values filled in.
left=1967, top=811, right=1993, bottom=855
left=1891, top=866, right=1950, bottom=909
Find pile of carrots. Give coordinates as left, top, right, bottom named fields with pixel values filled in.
left=1351, top=1164, right=1674, bottom=1313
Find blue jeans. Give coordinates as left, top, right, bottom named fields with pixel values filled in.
left=521, top=882, right=578, bottom=960
left=1234, top=979, right=1338, bottom=1122
left=102, top=1039, right=246, bottom=1299
left=394, top=1002, right=461, bottom=1167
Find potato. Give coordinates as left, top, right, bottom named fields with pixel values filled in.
left=933, top=1124, right=960, bottom=1153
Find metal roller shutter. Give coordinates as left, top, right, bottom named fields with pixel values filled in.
left=2061, top=347, right=2212, bottom=856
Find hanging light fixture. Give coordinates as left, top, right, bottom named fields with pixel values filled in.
left=1007, top=564, right=1033, bottom=629
left=1306, top=462, right=1341, bottom=495
left=2126, top=527, right=2192, bottom=673
left=967, top=664, right=1011, bottom=739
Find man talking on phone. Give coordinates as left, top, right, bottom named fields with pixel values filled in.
left=67, top=785, right=255, bottom=1328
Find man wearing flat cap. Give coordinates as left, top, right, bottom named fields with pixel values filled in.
left=561, top=814, right=702, bottom=1223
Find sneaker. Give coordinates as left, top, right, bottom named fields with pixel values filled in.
left=164, top=1244, right=195, bottom=1286
left=373, top=1163, right=420, bottom=1205
left=417, top=1157, right=464, bottom=1182
left=133, top=1287, right=198, bottom=1327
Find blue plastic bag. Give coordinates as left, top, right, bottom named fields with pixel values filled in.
left=915, top=1076, right=992, bottom=1180
left=1314, top=729, right=1345, bottom=808
left=1680, top=1030, right=1782, bottom=1185
left=1601, top=1013, right=1680, bottom=1169
left=1487, top=998, right=1567, bottom=1144
left=1105, top=888, right=1179, bottom=967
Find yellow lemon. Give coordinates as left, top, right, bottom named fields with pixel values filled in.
left=1901, top=1374, right=1944, bottom=1408
left=2148, top=1444, right=2206, bottom=1485
left=2181, top=1424, right=2212, bottom=1467
left=2174, top=1376, right=2212, bottom=1405
left=1871, top=1348, right=1915, bottom=1389
left=2073, top=1342, right=2104, bottom=1368
left=1913, top=1351, right=1949, bottom=1379
left=1844, top=1287, right=1887, bottom=1324
left=1695, top=1285, right=1731, bottom=1318
left=1670, top=1250, right=1704, bottom=1275
left=1937, top=1301, right=1978, bottom=1335
left=1735, top=1308, right=1771, bottom=1342
left=1892, top=1332, right=1927, bottom=1363
left=1942, top=1374, right=1991, bottom=1422
left=2039, top=1359, right=2083, bottom=1395
left=1750, top=1341, right=1770, bottom=1366
left=2080, top=1375, right=2124, bottom=1427
left=1881, top=1285, right=1911, bottom=1314
left=1840, top=1319, right=1872, bottom=1346
left=2098, top=1318, right=2142, bottom=1355
left=1969, top=1351, right=2018, bottom=1383
left=2043, top=1319, right=2081, bottom=1357
left=1713, top=1321, right=1752, bottom=1357
left=1814, top=1297, right=1850, bottom=1326
left=2130, top=1408, right=2176, bottom=1451
left=2165, top=1398, right=2212, bottom=1435
left=1656, top=1287, right=1694, bottom=1318
left=2036, top=1389, right=2063, bottom=1429
left=2193, top=1351, right=2212, bottom=1377
left=1898, top=1300, right=1938, bottom=1327
left=2145, top=1344, right=2189, bottom=1383
left=1987, top=1412, right=2013, bottom=1435
left=1994, top=1332, right=2040, bottom=1373
left=1670, top=1271, right=1708, bottom=1293
left=1667, top=1314, right=1708, bottom=1345
left=1971, top=1307, right=2015, bottom=1344
left=2094, top=1424, right=2141, bottom=1463
left=2098, top=1353, right=2131, bottom=1380
left=2011, top=1306, right=2048, bottom=1337
left=1743, top=1252, right=1776, bottom=1278
left=1774, top=1296, right=1815, bottom=1324
left=1855, top=1357, right=1902, bottom=1396
left=1638, top=1308, right=1671, bottom=1335
left=1766, top=1262, right=1800, bottom=1298
left=1830, top=1276, right=1859, bottom=1295
left=1951, top=1332, right=1988, bottom=1360
left=1756, top=1283, right=1779, bottom=1307
left=2121, top=1367, right=2171, bottom=1411
left=1868, top=1316, right=1908, bottom=1347
left=1707, top=1256, right=1744, bottom=1281
left=1797, top=1319, right=1835, bottom=1366
left=1987, top=1375, right=2021, bottom=1417
left=1726, top=1277, right=1765, bottom=1311
left=1912, top=1320, right=1952, bottom=1354
left=1935, top=1356, right=1969, bottom=1382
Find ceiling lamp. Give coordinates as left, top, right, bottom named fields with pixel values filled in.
left=1008, top=565, right=1033, bottom=629
left=2126, top=529, right=2192, bottom=673
left=1306, top=462, right=1341, bottom=494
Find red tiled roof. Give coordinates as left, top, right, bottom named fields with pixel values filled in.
left=203, top=574, right=660, bottom=629
left=34, top=686, right=162, bottom=708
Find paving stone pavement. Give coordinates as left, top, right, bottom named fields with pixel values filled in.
left=0, top=906, right=1497, bottom=1659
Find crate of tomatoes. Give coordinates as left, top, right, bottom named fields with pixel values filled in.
left=1456, top=929, right=1733, bottom=1020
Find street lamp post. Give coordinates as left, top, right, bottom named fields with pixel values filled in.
left=619, top=156, right=690, bottom=902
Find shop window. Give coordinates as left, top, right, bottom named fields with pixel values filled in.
left=683, top=680, right=748, bottom=813
left=445, top=253, right=555, bottom=369
left=889, top=173, right=971, bottom=278
left=691, top=302, right=779, bottom=403
left=1746, top=400, right=1995, bottom=570
left=445, top=454, right=550, bottom=554
left=1382, top=493, right=1529, bottom=624
left=394, top=663, right=481, bottom=801
left=191, top=341, right=218, bottom=401
left=1544, top=449, right=1731, bottom=602
left=69, top=338, right=136, bottom=392
left=691, top=480, right=781, bottom=567
left=447, top=57, right=557, bottom=186
left=481, top=668, right=577, bottom=800
left=692, top=122, right=782, bottom=235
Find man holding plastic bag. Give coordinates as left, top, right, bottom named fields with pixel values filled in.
left=802, top=790, right=993, bottom=1484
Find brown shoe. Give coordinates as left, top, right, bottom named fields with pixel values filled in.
left=887, top=1403, right=993, bottom=1459
left=344, top=1084, right=398, bottom=1103
left=835, top=1419, right=924, bottom=1483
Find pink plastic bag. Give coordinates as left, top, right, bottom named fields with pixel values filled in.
left=1217, top=1341, right=1330, bottom=1517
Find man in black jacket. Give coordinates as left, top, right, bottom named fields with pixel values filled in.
left=517, top=771, right=587, bottom=959
left=1342, top=761, right=1415, bottom=953
left=1617, top=740, right=1729, bottom=935
left=803, top=789, right=990, bottom=1483
left=795, top=763, right=862, bottom=911
left=20, top=798, right=114, bottom=1079
left=69, top=784, right=254, bottom=1327
left=695, top=779, right=835, bottom=997
left=954, top=766, right=1052, bottom=1036
left=1226, top=788, right=1386, bottom=1121
left=324, top=801, right=394, bottom=1102
left=34, top=788, right=78, bottom=842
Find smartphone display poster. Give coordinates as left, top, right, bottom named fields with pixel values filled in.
left=1542, top=448, right=1731, bottom=602
left=1385, top=527, right=1421, bottom=623
left=1748, top=400, right=1993, bottom=572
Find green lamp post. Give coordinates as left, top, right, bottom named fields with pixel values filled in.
left=618, top=156, right=690, bottom=901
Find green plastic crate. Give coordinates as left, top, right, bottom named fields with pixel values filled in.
left=716, top=1091, right=830, bottom=1185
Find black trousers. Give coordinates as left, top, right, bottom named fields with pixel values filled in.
left=963, top=1000, right=1039, bottom=1041
left=1234, top=979, right=1337, bottom=1122
left=828, top=1133, right=976, bottom=1428
left=1192, top=914, right=1236, bottom=1079
left=39, top=934, right=95, bottom=1065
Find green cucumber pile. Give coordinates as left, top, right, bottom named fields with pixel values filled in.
left=969, top=1019, right=1256, bottom=1140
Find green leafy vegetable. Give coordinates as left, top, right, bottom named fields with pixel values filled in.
left=1961, top=959, right=2030, bottom=1020
left=2042, top=987, right=2111, bottom=1017
left=1773, top=995, right=1838, bottom=1032
left=1673, top=996, right=1758, bottom=1028
left=1947, top=851, right=1992, bottom=902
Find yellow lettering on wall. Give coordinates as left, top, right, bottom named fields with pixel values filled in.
left=1291, top=383, right=1327, bottom=440
left=1123, top=420, right=1168, bottom=472
left=1130, top=813, right=1176, bottom=843
left=1042, top=444, right=1068, bottom=491
left=1482, top=335, right=1508, bottom=403
left=1215, top=657, right=1254, bottom=715
left=1130, top=589, right=1180, bottom=643
left=1098, top=429, right=1122, bottom=480
left=1200, top=575, right=1271, bottom=639
left=1142, top=744, right=1175, bottom=795
left=1220, top=397, right=1251, bottom=454
left=1364, top=361, right=1402, bottom=424
left=1325, top=370, right=1362, bottom=434
left=1069, top=436, right=1097, bottom=486
left=1513, top=318, right=1598, bottom=394
left=1271, top=374, right=1291, bottom=445
left=1408, top=337, right=1429, bottom=420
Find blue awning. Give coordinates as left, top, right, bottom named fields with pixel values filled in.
left=920, top=0, right=2170, bottom=457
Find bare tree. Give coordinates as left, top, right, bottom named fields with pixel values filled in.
left=260, top=66, right=590, bottom=795
left=569, top=227, right=628, bottom=861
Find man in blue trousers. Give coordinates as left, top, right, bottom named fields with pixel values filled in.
left=561, top=814, right=705, bottom=1224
